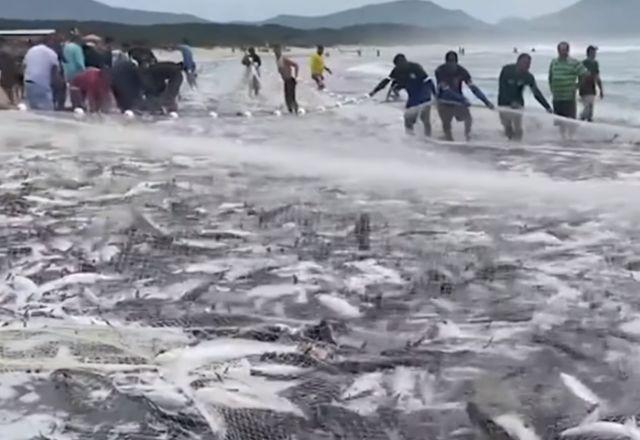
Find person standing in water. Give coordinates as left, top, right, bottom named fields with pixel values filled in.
left=274, top=45, right=299, bottom=114
left=435, top=51, right=494, bottom=141
left=241, top=47, right=262, bottom=96
left=310, top=45, right=332, bottom=90
left=579, top=45, right=604, bottom=122
left=498, top=53, right=552, bottom=141
left=370, top=54, right=436, bottom=136
left=548, top=41, right=588, bottom=138
left=177, top=39, right=197, bottom=89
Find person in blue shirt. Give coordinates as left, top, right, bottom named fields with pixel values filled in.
left=176, top=38, right=197, bottom=88
left=370, top=54, right=436, bottom=136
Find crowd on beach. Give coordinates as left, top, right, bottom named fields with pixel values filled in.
left=0, top=32, right=603, bottom=144
left=0, top=29, right=196, bottom=114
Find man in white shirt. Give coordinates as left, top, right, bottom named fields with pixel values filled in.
left=23, top=36, right=62, bottom=110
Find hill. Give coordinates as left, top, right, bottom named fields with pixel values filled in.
left=0, top=0, right=206, bottom=25
left=528, top=0, right=640, bottom=35
left=0, top=19, right=498, bottom=48
left=263, top=0, right=488, bottom=30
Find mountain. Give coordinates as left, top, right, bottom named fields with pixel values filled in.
left=527, top=0, right=640, bottom=34
left=263, top=0, right=488, bottom=30
left=0, top=0, right=206, bottom=25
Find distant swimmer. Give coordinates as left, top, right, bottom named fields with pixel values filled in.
left=111, top=58, right=145, bottom=113
left=310, top=45, right=332, bottom=90
left=498, top=53, right=552, bottom=141
left=274, top=45, right=300, bottom=114
left=241, top=47, right=262, bottom=96
left=548, top=41, right=589, bottom=138
left=141, top=61, right=184, bottom=113
left=69, top=67, right=111, bottom=113
left=370, top=54, right=436, bottom=137
left=176, top=38, right=197, bottom=89
left=23, top=34, right=63, bottom=111
left=435, top=51, right=494, bottom=141
left=579, top=45, right=604, bottom=122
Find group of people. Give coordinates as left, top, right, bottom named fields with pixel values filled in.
left=370, top=42, right=603, bottom=141
left=14, top=30, right=199, bottom=114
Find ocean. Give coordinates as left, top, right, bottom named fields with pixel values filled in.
left=2, top=42, right=640, bottom=439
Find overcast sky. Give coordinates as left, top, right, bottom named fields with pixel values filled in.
left=101, top=0, right=578, bottom=23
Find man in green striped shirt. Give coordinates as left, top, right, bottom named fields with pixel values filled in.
left=549, top=41, right=588, bottom=138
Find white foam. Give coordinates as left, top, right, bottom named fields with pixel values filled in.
left=316, top=294, right=362, bottom=318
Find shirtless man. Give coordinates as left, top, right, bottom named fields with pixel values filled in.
left=274, top=45, right=299, bottom=114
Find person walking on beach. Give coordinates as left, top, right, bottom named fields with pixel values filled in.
left=370, top=54, right=436, bottom=136
left=310, top=45, right=332, bottom=90
left=579, top=45, right=603, bottom=122
left=435, top=51, right=494, bottom=141
left=498, top=53, right=552, bottom=141
left=548, top=41, right=588, bottom=138
left=274, top=45, right=299, bottom=114
left=23, top=35, right=63, bottom=111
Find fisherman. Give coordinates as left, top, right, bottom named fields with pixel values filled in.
left=69, top=67, right=111, bottom=113
left=177, top=38, right=197, bottom=88
left=498, top=53, right=552, bottom=141
left=274, top=45, right=300, bottom=114
left=435, top=51, right=494, bottom=141
left=548, top=41, right=588, bottom=138
left=141, top=61, right=184, bottom=113
left=82, top=36, right=108, bottom=69
left=310, top=45, right=332, bottom=90
left=111, top=57, right=145, bottom=113
left=241, top=47, right=262, bottom=96
left=579, top=45, right=604, bottom=122
left=370, top=54, right=436, bottom=136
left=0, top=52, right=23, bottom=105
left=23, top=34, right=63, bottom=111
left=102, top=36, right=115, bottom=68
left=62, top=31, right=85, bottom=82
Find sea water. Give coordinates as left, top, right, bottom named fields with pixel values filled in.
left=2, top=42, right=640, bottom=439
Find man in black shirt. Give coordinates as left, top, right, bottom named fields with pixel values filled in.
left=141, top=61, right=184, bottom=113
left=111, top=59, right=144, bottom=112
left=242, top=47, right=262, bottom=96
left=498, top=53, right=552, bottom=140
left=435, top=51, right=494, bottom=141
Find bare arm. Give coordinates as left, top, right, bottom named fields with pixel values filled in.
left=286, top=58, right=299, bottom=78
left=596, top=74, right=604, bottom=98
left=370, top=78, right=391, bottom=97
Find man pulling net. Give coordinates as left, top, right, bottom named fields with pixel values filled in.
left=498, top=53, right=552, bottom=141
left=242, top=47, right=262, bottom=97
left=370, top=54, right=436, bottom=137
left=435, top=51, right=494, bottom=141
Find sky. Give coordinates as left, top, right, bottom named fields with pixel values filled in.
left=101, top=0, right=578, bottom=23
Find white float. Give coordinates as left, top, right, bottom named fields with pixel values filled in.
left=17, top=103, right=27, bottom=112
left=209, top=111, right=219, bottom=119
left=298, top=108, right=306, bottom=116
left=73, top=108, right=85, bottom=118
left=169, top=112, right=179, bottom=119
left=317, top=106, right=326, bottom=113
left=273, top=110, right=282, bottom=117
left=124, top=110, right=135, bottom=119
left=243, top=111, right=253, bottom=118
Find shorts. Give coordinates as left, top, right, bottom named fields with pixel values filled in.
left=553, top=100, right=577, bottom=119
left=24, top=81, right=54, bottom=111
left=437, top=102, right=471, bottom=122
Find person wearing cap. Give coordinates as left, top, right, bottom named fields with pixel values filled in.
left=370, top=54, right=436, bottom=136
left=579, top=45, right=604, bottom=122
left=548, top=41, right=589, bottom=138
left=435, top=51, right=494, bottom=141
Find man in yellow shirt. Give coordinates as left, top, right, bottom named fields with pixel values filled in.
left=310, top=45, right=332, bottom=90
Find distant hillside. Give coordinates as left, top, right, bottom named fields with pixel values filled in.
left=0, top=0, right=206, bottom=25
left=528, top=0, right=640, bottom=34
left=0, top=19, right=498, bottom=48
left=263, top=0, right=488, bottom=30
